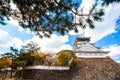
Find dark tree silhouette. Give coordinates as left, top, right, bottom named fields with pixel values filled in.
left=0, top=0, right=120, bottom=37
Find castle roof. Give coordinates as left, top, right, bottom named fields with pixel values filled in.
left=73, top=37, right=109, bottom=58
left=73, top=37, right=90, bottom=46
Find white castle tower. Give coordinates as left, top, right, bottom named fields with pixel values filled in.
left=73, top=37, right=109, bottom=58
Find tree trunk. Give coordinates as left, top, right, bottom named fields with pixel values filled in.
left=21, top=65, right=25, bottom=79
left=4, top=71, right=8, bottom=78
left=10, top=67, right=13, bottom=78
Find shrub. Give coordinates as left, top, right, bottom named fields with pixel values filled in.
left=55, top=50, right=76, bottom=66
left=4, top=78, right=16, bottom=80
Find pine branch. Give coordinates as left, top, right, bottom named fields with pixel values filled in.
left=54, top=0, right=89, bottom=16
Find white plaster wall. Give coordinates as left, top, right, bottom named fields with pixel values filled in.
left=26, top=65, right=70, bottom=70
left=75, top=53, right=108, bottom=58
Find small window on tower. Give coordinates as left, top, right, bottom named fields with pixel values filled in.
left=83, top=42, right=86, bottom=44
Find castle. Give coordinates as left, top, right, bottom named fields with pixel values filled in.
left=19, top=36, right=120, bottom=80
left=73, top=37, right=109, bottom=58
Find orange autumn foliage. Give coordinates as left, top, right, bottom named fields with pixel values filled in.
left=0, top=58, right=12, bottom=68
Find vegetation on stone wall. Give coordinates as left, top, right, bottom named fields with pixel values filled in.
left=0, top=42, right=76, bottom=79
left=55, top=50, right=76, bottom=66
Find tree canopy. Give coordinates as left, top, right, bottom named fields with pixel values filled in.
left=17, top=41, right=40, bottom=66
left=0, top=0, right=120, bottom=37
left=56, top=50, right=76, bottom=66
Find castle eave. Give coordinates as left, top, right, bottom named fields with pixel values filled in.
left=74, top=51, right=109, bottom=54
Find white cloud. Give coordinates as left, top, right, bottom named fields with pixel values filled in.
left=0, top=29, right=23, bottom=49
left=88, top=3, right=120, bottom=43
left=80, top=0, right=95, bottom=14
left=9, top=17, right=19, bottom=27
left=12, top=38, right=23, bottom=49
left=69, top=0, right=120, bottom=43
left=25, top=34, right=72, bottom=53
left=103, top=44, right=120, bottom=63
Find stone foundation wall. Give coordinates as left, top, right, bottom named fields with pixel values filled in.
left=15, top=57, right=120, bottom=80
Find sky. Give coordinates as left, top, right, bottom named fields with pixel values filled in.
left=0, top=0, right=120, bottom=63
